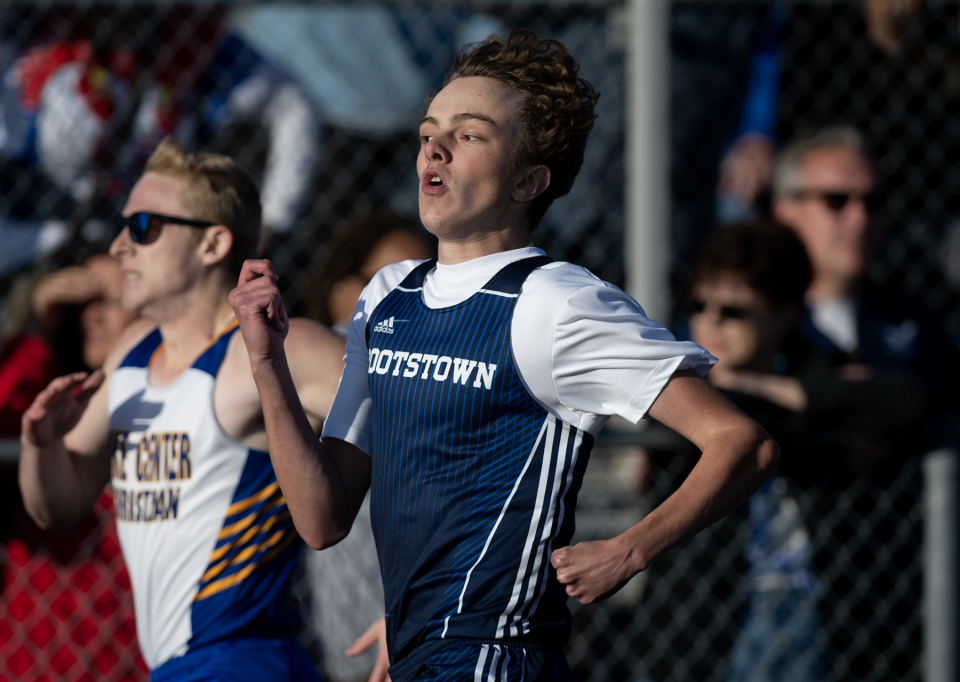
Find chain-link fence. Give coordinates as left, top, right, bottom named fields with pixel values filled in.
left=565, top=433, right=925, bottom=682
left=0, top=1, right=957, bottom=682
left=0, top=483, right=145, bottom=682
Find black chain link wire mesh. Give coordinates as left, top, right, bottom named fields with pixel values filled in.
left=0, top=2, right=947, bottom=681
left=0, top=487, right=145, bottom=682
left=565, top=440, right=922, bottom=682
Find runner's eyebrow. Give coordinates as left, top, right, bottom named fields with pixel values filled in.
left=451, top=112, right=498, bottom=127
left=419, top=113, right=499, bottom=128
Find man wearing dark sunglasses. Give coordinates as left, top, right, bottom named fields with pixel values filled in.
left=19, top=138, right=344, bottom=681
left=115, top=212, right=218, bottom=246
left=771, top=126, right=960, bottom=426
left=772, top=126, right=882, bottom=315
left=766, top=126, right=960, bottom=682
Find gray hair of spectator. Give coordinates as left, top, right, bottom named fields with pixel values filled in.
left=773, top=126, right=871, bottom=197
left=144, top=137, right=261, bottom=276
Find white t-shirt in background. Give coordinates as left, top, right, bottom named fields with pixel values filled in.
left=809, top=297, right=859, bottom=353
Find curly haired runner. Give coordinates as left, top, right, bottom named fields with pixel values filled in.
left=230, top=30, right=779, bottom=682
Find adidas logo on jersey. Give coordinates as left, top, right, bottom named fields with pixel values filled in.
left=368, top=346, right=497, bottom=390
left=373, top=317, right=396, bottom=334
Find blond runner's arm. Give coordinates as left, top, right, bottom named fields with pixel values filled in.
left=19, top=320, right=154, bottom=527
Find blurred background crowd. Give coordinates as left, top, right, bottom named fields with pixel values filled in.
left=0, top=2, right=959, bottom=682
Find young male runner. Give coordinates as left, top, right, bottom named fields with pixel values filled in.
left=19, top=138, right=343, bottom=681
left=231, top=30, right=779, bottom=681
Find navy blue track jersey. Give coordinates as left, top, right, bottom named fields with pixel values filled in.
left=365, top=256, right=593, bottom=667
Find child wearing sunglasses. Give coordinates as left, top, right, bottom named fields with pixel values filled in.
left=686, top=220, right=931, bottom=682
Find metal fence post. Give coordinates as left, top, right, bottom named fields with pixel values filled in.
left=924, top=447, right=959, bottom=682
left=625, top=0, right=670, bottom=326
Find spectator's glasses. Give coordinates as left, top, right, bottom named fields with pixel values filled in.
left=687, top=298, right=754, bottom=321
left=115, top=212, right=215, bottom=246
left=789, top=190, right=884, bottom=214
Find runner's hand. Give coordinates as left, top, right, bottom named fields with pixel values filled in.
left=229, top=259, right=289, bottom=363
left=21, top=371, right=104, bottom=448
left=551, top=538, right=635, bottom=604
left=346, top=617, right=391, bottom=682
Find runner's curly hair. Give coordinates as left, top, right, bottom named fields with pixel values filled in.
left=439, top=29, right=599, bottom=230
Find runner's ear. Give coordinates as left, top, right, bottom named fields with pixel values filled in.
left=198, top=225, right=234, bottom=269
left=511, top=165, right=551, bottom=204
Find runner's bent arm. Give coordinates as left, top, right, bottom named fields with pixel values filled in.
left=230, top=259, right=370, bottom=549
left=552, top=369, right=778, bottom=603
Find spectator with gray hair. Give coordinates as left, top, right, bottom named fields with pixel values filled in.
left=771, top=125, right=960, bottom=431
left=766, top=125, right=959, bottom=681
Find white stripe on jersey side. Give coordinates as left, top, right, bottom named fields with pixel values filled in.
left=474, top=644, right=490, bottom=682
left=512, top=422, right=571, bottom=637
left=478, top=289, right=519, bottom=298
left=522, top=428, right=585, bottom=635
left=486, top=645, right=502, bottom=682
left=496, top=417, right=559, bottom=639
left=396, top=286, right=423, bottom=293
left=499, top=648, right=512, bottom=682
left=521, top=650, right=526, bottom=682
left=443, top=419, right=551, bottom=638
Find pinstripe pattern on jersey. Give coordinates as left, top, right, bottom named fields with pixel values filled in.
left=497, top=418, right=585, bottom=639
left=366, top=256, right=593, bottom=666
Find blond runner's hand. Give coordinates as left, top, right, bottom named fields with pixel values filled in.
left=21, top=371, right=104, bottom=448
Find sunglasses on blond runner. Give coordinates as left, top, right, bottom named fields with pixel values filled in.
left=115, top=212, right=216, bottom=245
left=788, top=190, right=884, bottom=213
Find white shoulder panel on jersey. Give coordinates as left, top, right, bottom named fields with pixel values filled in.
left=322, top=259, right=425, bottom=454
left=510, top=261, right=716, bottom=433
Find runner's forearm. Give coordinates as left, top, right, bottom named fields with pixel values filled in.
left=618, top=424, right=777, bottom=574
left=250, top=353, right=366, bottom=548
left=19, top=438, right=106, bottom=528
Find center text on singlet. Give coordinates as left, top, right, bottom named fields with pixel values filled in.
left=110, top=430, right=193, bottom=523
left=367, top=348, right=497, bottom=389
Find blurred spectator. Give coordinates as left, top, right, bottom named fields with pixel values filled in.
left=0, top=5, right=320, bottom=274
left=687, top=220, right=926, bottom=681
left=687, top=221, right=822, bottom=682
left=303, top=209, right=436, bottom=333
left=863, top=0, right=922, bottom=55
left=0, top=254, right=144, bottom=681
left=31, top=254, right=138, bottom=372
left=298, top=208, right=433, bottom=682
left=0, top=278, right=57, bottom=438
left=771, top=126, right=960, bottom=434
left=671, top=3, right=786, bottom=303
left=715, top=5, right=787, bottom=225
